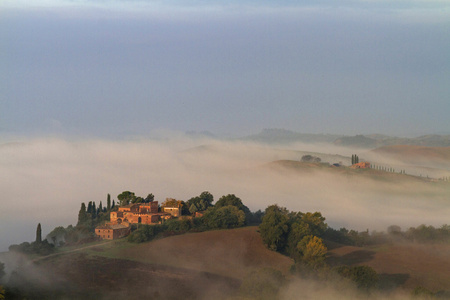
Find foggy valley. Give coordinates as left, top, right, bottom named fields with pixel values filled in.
left=1, top=0, right=450, bottom=298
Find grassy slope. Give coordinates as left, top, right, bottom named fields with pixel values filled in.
left=91, top=226, right=293, bottom=280
left=17, top=227, right=292, bottom=299
left=327, top=243, right=450, bottom=292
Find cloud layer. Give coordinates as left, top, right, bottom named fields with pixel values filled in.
left=1, top=136, right=449, bottom=252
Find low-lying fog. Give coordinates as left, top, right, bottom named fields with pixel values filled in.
left=1, top=136, right=449, bottom=252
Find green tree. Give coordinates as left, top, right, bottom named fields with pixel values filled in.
left=132, top=196, right=145, bottom=203
left=215, top=194, right=251, bottom=223
left=107, top=193, right=111, bottom=210
left=92, top=201, right=97, bottom=219
left=297, top=235, right=327, bottom=268
left=145, top=193, right=155, bottom=203
left=186, top=191, right=214, bottom=214
left=286, top=211, right=327, bottom=258
left=301, top=212, right=327, bottom=236
left=36, top=223, right=42, bottom=243
left=203, top=205, right=245, bottom=229
left=259, top=205, right=290, bottom=251
left=77, top=202, right=88, bottom=226
left=336, top=265, right=379, bottom=290
left=118, top=191, right=136, bottom=206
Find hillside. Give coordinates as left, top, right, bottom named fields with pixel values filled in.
left=262, top=159, right=435, bottom=184
left=10, top=227, right=293, bottom=299
left=328, top=243, right=450, bottom=293
left=6, top=226, right=450, bottom=298
left=96, top=226, right=294, bottom=280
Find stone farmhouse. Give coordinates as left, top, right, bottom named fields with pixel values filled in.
left=350, top=162, right=371, bottom=169
left=95, top=200, right=182, bottom=240
left=95, top=224, right=131, bottom=240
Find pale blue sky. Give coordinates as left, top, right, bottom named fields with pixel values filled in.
left=1, top=0, right=450, bottom=138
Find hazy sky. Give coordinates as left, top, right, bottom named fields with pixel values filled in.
left=1, top=0, right=449, bottom=138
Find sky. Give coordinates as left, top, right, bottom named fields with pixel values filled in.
left=1, top=0, right=450, bottom=138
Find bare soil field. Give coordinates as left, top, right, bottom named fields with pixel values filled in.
left=327, top=243, right=450, bottom=293
left=8, top=227, right=293, bottom=299
left=110, top=226, right=294, bottom=280
left=20, top=253, right=240, bottom=299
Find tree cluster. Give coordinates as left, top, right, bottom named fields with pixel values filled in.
left=323, top=224, right=450, bottom=247
left=117, top=191, right=154, bottom=206
left=351, top=154, right=359, bottom=165
left=301, top=155, right=321, bottom=163
left=9, top=224, right=54, bottom=256
left=259, top=205, right=328, bottom=269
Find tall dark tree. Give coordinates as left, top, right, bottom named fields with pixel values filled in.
left=107, top=193, right=111, bottom=210
left=36, top=223, right=42, bottom=243
left=87, top=201, right=93, bottom=214
left=145, top=193, right=155, bottom=203
left=92, top=201, right=97, bottom=218
left=112, top=200, right=115, bottom=209
left=77, top=202, right=88, bottom=226
left=99, top=201, right=103, bottom=212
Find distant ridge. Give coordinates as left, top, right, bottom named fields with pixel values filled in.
left=371, top=145, right=450, bottom=162
left=334, top=134, right=450, bottom=148
left=239, top=129, right=450, bottom=148
left=240, top=128, right=342, bottom=144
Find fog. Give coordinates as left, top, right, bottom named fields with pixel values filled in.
left=1, top=135, right=449, bottom=252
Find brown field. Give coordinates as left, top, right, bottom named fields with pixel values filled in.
left=327, top=243, right=450, bottom=293
left=110, top=226, right=294, bottom=279
left=15, top=227, right=293, bottom=299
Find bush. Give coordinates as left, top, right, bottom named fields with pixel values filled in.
left=335, top=265, right=379, bottom=291
left=203, top=205, right=246, bottom=229
left=165, top=219, right=192, bottom=233
left=127, top=224, right=166, bottom=243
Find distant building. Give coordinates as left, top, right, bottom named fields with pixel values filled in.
left=95, top=201, right=173, bottom=240
left=161, top=198, right=182, bottom=217
left=350, top=162, right=371, bottom=169
left=95, top=223, right=131, bottom=240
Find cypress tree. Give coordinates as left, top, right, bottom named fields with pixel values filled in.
left=92, top=201, right=97, bottom=219
left=112, top=200, right=115, bottom=209
left=87, top=201, right=93, bottom=214
left=77, top=202, right=88, bottom=226
left=107, top=194, right=111, bottom=210
left=36, top=223, right=42, bottom=243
